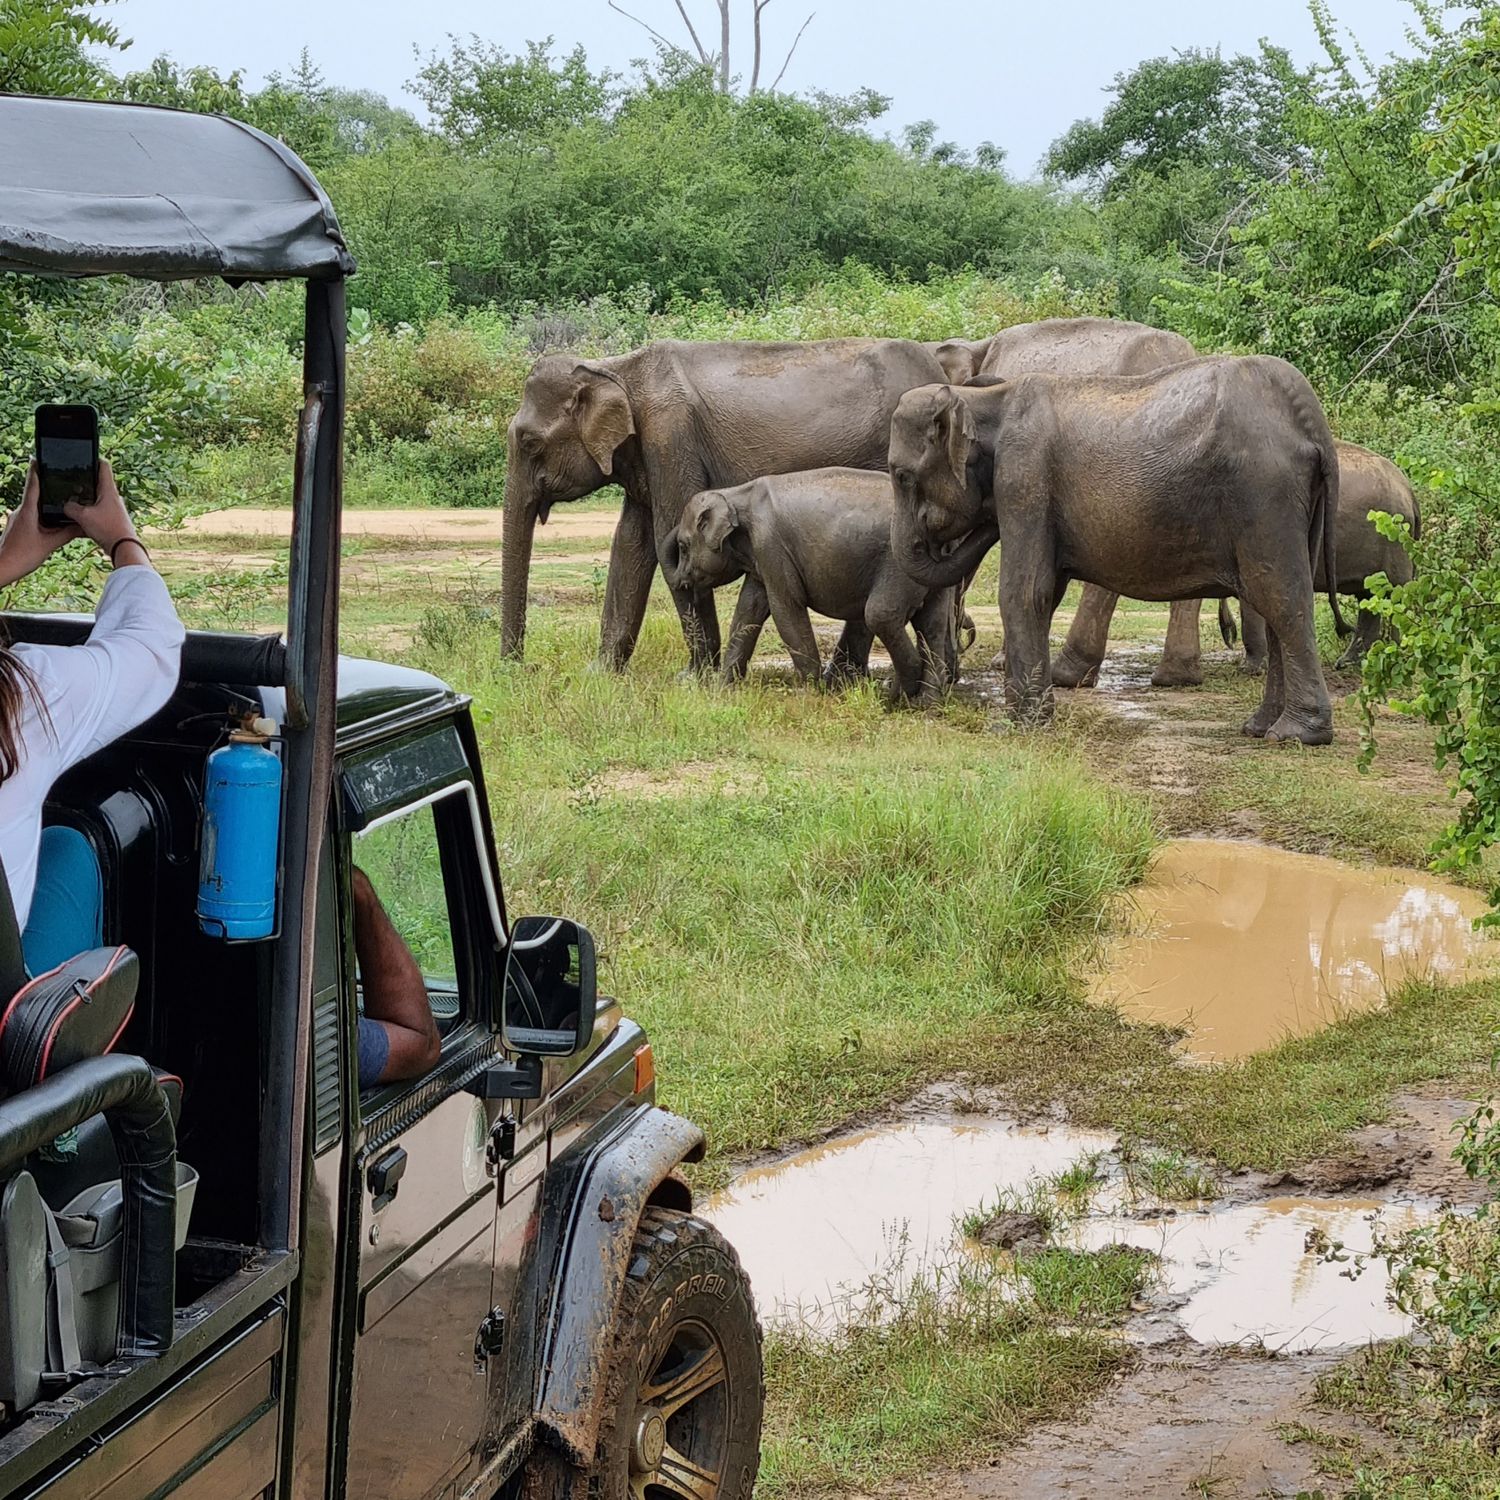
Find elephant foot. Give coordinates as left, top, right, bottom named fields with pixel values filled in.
left=1150, top=663, right=1203, bottom=689
left=1050, top=648, right=1101, bottom=690
left=1333, top=650, right=1367, bottom=673
left=1264, top=711, right=1334, bottom=747
left=1240, top=657, right=1268, bottom=678
left=824, top=662, right=871, bottom=690
left=1241, top=705, right=1278, bottom=739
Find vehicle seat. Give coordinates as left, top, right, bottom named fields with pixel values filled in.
left=0, top=859, right=194, bottom=1411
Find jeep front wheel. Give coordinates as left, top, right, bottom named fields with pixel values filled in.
left=528, top=1207, right=764, bottom=1500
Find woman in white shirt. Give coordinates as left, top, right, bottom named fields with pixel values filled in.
left=0, top=460, right=184, bottom=971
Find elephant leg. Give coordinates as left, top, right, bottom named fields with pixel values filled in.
left=1242, top=629, right=1286, bottom=739
left=1334, top=607, right=1382, bottom=670
left=768, top=596, right=823, bottom=683
left=869, top=580, right=933, bottom=702
left=1153, top=599, right=1205, bottom=687
left=998, top=549, right=1058, bottom=726
left=825, top=622, right=874, bottom=687
left=1053, top=585, right=1116, bottom=689
left=1240, top=602, right=1269, bottom=676
left=723, top=576, right=770, bottom=682
left=1244, top=593, right=1333, bottom=746
left=598, top=499, right=659, bottom=670
left=912, top=590, right=955, bottom=696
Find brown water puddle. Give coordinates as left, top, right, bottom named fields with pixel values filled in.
left=1092, top=839, right=1494, bottom=1061
left=706, top=1118, right=1430, bottom=1351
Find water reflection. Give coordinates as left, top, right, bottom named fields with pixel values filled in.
left=1092, top=840, right=1493, bottom=1060
left=706, top=1118, right=1428, bottom=1351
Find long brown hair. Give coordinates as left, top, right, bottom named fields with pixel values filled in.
left=0, top=644, right=46, bottom=781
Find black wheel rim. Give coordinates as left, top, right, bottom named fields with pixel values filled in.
left=628, top=1317, right=730, bottom=1500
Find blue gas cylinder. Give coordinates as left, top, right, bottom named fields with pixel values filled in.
left=198, top=720, right=282, bottom=940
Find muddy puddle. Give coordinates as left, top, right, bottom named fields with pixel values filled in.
left=707, top=1116, right=1431, bottom=1351
left=1092, top=839, right=1494, bottom=1060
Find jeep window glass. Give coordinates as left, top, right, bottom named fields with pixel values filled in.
left=355, top=802, right=458, bottom=993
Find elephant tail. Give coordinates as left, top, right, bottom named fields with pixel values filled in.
left=1411, top=492, right=1422, bottom=542
left=1218, top=598, right=1238, bottom=648
left=1316, top=439, right=1352, bottom=638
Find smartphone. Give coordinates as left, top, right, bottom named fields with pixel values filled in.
left=34, top=404, right=99, bottom=530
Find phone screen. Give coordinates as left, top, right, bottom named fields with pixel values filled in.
left=35, top=406, right=99, bottom=528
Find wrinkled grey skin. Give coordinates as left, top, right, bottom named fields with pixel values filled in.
left=501, top=338, right=946, bottom=671
left=888, top=357, right=1348, bottom=744
left=671, top=469, right=955, bottom=700
left=930, top=316, right=1196, bottom=387
left=1058, top=442, right=1419, bottom=686
left=926, top=318, right=1198, bottom=670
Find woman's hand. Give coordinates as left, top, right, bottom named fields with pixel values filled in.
left=0, top=463, right=83, bottom=588
left=64, top=461, right=142, bottom=564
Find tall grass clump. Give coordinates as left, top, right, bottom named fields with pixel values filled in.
left=412, top=606, right=1154, bottom=1162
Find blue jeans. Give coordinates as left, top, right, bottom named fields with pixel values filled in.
left=22, top=825, right=104, bottom=976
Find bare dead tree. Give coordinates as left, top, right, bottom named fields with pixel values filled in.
left=610, top=0, right=814, bottom=93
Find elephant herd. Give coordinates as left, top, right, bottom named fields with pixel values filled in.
left=500, top=317, right=1419, bottom=747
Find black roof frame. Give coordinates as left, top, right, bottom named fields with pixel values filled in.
left=0, top=94, right=347, bottom=1469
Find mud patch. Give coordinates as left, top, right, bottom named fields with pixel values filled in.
left=706, top=1116, right=1432, bottom=1351
left=575, top=760, right=767, bottom=801
left=940, top=1342, right=1347, bottom=1500
left=1092, top=839, right=1495, bottom=1060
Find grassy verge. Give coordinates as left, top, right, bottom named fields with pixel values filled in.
left=758, top=1232, right=1154, bottom=1495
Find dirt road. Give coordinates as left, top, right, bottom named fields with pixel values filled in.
left=178, top=506, right=620, bottom=543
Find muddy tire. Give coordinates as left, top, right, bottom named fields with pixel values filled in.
left=524, top=1207, right=764, bottom=1500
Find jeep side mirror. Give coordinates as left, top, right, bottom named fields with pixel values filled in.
left=501, top=916, right=596, bottom=1058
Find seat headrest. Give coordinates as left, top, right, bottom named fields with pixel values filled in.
left=0, top=947, right=137, bottom=1096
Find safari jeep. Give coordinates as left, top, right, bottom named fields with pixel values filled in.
left=0, top=95, right=763, bottom=1498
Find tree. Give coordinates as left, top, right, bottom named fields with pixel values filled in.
left=606, top=0, right=813, bottom=93
left=1045, top=45, right=1307, bottom=257
left=410, top=37, right=613, bottom=149
left=0, top=0, right=125, bottom=97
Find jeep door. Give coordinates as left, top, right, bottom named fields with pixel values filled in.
left=336, top=728, right=508, bottom=1500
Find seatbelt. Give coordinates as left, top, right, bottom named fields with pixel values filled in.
left=41, top=1208, right=84, bottom=1385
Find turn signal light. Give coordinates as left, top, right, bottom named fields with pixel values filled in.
left=633, top=1043, right=655, bottom=1095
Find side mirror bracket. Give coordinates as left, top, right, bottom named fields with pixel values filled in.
left=465, top=1056, right=543, bottom=1101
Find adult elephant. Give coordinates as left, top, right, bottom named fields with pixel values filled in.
left=1056, top=442, right=1419, bottom=686
left=887, top=357, right=1349, bottom=745
left=929, top=316, right=1195, bottom=387
left=926, top=318, right=1197, bottom=669
left=500, top=338, right=946, bottom=670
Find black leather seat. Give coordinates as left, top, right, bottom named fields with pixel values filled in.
left=0, top=852, right=192, bottom=1410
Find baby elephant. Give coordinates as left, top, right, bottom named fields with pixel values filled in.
left=670, top=468, right=954, bottom=699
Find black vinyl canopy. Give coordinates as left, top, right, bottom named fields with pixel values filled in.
left=0, top=94, right=354, bottom=282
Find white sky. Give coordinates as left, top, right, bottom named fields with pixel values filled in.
left=108, top=0, right=1431, bottom=176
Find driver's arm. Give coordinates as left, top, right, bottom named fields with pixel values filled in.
left=352, top=865, right=441, bottom=1085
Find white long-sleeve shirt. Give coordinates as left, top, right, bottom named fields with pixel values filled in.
left=0, top=567, right=184, bottom=925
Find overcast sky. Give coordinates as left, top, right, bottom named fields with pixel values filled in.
left=109, top=0, right=1429, bottom=176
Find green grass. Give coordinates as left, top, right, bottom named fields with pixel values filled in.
left=758, top=1239, right=1152, bottom=1497
left=410, top=607, right=1155, bottom=1172
left=1120, top=1145, right=1219, bottom=1203
left=1303, top=1342, right=1500, bottom=1498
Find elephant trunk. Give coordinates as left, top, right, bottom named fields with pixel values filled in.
left=661, top=530, right=685, bottom=589
left=891, top=504, right=999, bottom=590
left=500, top=464, right=537, bottom=660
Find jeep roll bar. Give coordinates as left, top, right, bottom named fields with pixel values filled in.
left=0, top=93, right=354, bottom=1257
left=0, top=1056, right=176, bottom=1357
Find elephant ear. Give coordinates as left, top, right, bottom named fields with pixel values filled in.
left=933, top=341, right=978, bottom=385
left=695, top=492, right=736, bottom=552
left=569, top=363, right=636, bottom=476
left=940, top=391, right=978, bottom=487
